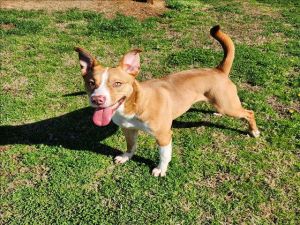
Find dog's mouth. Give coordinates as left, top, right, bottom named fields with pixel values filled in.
left=92, top=97, right=125, bottom=126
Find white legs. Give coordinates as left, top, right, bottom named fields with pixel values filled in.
left=115, top=129, right=173, bottom=177
left=152, top=141, right=172, bottom=177
left=114, top=129, right=138, bottom=164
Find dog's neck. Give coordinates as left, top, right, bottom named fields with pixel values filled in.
left=122, top=79, right=141, bottom=116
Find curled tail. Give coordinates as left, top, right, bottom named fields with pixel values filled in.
left=210, top=25, right=235, bottom=76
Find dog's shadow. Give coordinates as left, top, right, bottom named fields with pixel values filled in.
left=0, top=104, right=247, bottom=167
left=173, top=108, right=248, bottom=135
left=0, top=106, right=157, bottom=167
left=0, top=107, right=118, bottom=154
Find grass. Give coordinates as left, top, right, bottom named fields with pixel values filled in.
left=0, top=0, right=299, bottom=224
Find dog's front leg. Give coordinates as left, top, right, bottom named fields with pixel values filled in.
left=114, top=128, right=138, bottom=164
left=152, top=132, right=172, bottom=177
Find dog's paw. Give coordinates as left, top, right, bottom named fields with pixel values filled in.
left=114, top=153, right=132, bottom=164
left=152, top=167, right=167, bottom=177
left=213, top=112, right=223, bottom=117
left=250, top=129, right=260, bottom=138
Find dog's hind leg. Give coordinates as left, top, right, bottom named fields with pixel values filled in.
left=220, top=107, right=260, bottom=138
left=212, top=82, right=260, bottom=137
left=115, top=128, right=138, bottom=164
left=213, top=112, right=223, bottom=117
left=238, top=109, right=260, bottom=137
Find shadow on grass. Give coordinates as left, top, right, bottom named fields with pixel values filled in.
left=62, top=91, right=86, bottom=97
left=0, top=107, right=247, bottom=166
left=0, top=107, right=154, bottom=167
left=173, top=120, right=248, bottom=135
left=173, top=108, right=248, bottom=135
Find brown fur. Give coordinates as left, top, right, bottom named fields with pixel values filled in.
left=75, top=25, right=259, bottom=169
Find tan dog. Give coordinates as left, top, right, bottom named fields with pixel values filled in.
left=75, top=25, right=259, bottom=177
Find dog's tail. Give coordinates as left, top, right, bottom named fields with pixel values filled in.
left=210, top=25, right=235, bottom=76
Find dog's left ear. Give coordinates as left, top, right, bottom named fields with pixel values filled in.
left=75, top=47, right=100, bottom=76
left=119, top=49, right=142, bottom=76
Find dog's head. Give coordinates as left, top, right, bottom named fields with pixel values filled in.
left=75, top=47, right=141, bottom=126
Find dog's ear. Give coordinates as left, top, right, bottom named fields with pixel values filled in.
left=75, top=47, right=99, bottom=76
left=119, top=49, right=142, bottom=76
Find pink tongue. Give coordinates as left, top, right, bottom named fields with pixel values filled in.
left=92, top=107, right=114, bottom=126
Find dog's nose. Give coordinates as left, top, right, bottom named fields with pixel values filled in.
left=91, top=95, right=106, bottom=106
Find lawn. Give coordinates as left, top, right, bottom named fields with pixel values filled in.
left=0, top=0, right=299, bottom=224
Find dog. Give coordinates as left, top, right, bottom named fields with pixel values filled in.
left=75, top=25, right=260, bottom=177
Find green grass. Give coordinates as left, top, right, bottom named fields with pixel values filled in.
left=1, top=0, right=299, bottom=224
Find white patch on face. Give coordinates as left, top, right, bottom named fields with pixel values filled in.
left=90, top=68, right=111, bottom=107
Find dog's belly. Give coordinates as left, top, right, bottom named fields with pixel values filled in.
left=112, top=112, right=152, bottom=134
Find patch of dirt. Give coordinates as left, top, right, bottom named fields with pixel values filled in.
left=98, top=0, right=166, bottom=19
left=0, top=0, right=167, bottom=20
left=241, top=1, right=281, bottom=18
left=267, top=96, right=299, bottom=117
left=194, top=171, right=238, bottom=190
left=0, top=23, right=16, bottom=30
left=0, top=146, right=11, bottom=152
left=7, top=179, right=35, bottom=192
left=205, top=172, right=238, bottom=189
left=83, top=164, right=116, bottom=192
left=6, top=164, right=50, bottom=192
left=62, top=53, right=77, bottom=67
left=240, top=82, right=262, bottom=92
left=259, top=202, right=277, bottom=222
left=179, top=197, right=192, bottom=213
left=2, top=76, right=29, bottom=96
left=203, top=1, right=285, bottom=45
left=267, top=97, right=288, bottom=117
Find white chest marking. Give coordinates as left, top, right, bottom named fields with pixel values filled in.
left=112, top=105, right=152, bottom=134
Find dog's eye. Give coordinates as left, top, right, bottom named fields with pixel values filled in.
left=88, top=80, right=95, bottom=87
left=113, top=82, right=122, bottom=88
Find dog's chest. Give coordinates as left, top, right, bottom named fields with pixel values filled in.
left=112, top=111, right=152, bottom=134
